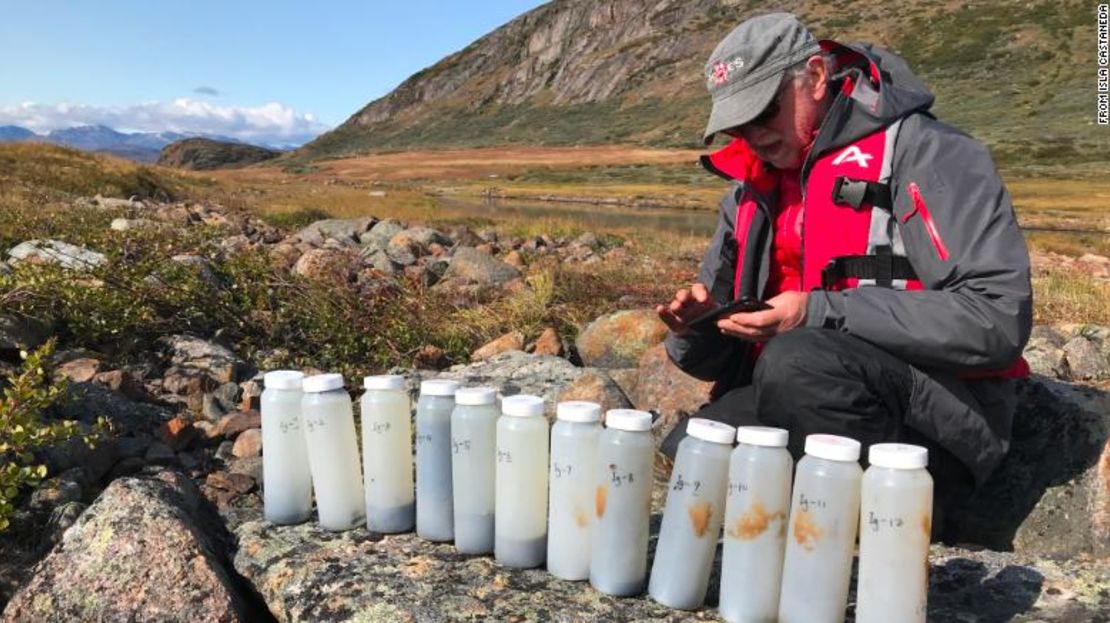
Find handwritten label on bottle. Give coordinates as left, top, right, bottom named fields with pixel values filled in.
left=608, top=464, right=635, bottom=487
left=279, top=417, right=300, bottom=434
left=303, top=416, right=326, bottom=433
left=865, top=511, right=906, bottom=533
left=797, top=493, right=827, bottom=513
left=727, top=481, right=750, bottom=496
left=552, top=462, right=574, bottom=478
left=415, top=433, right=433, bottom=445
left=369, top=421, right=392, bottom=435
left=672, top=473, right=702, bottom=492
left=497, top=448, right=513, bottom=463
left=452, top=438, right=472, bottom=454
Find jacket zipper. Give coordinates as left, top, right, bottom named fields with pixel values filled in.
left=905, top=182, right=950, bottom=261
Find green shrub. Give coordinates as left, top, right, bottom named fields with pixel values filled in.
left=0, top=340, right=107, bottom=531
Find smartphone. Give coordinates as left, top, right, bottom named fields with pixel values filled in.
left=686, top=297, right=773, bottom=328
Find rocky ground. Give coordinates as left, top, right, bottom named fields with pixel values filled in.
left=0, top=197, right=1108, bottom=621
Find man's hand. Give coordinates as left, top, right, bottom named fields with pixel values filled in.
left=655, top=283, right=718, bottom=335
left=716, top=290, right=808, bottom=342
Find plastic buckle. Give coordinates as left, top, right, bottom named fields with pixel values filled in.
left=832, top=177, right=868, bottom=210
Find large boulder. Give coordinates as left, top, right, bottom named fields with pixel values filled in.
left=958, top=376, right=1109, bottom=557
left=3, top=471, right=251, bottom=622
left=358, top=219, right=405, bottom=253
left=628, top=343, right=714, bottom=442
left=0, top=314, right=52, bottom=351
left=7, top=240, right=107, bottom=270
left=293, top=217, right=376, bottom=246
left=439, top=247, right=521, bottom=287
left=575, top=309, right=669, bottom=368
left=292, top=248, right=359, bottom=283
left=160, top=335, right=247, bottom=385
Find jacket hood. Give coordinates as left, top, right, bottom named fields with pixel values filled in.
left=702, top=41, right=935, bottom=182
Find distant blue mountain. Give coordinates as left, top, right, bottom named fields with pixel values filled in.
left=0, top=124, right=280, bottom=162
left=0, top=125, right=36, bottom=141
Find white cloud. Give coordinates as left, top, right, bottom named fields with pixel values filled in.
left=0, top=99, right=331, bottom=147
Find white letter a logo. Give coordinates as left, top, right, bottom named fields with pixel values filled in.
left=832, top=146, right=873, bottom=168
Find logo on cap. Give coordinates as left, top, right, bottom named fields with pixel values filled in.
left=708, top=56, right=745, bottom=88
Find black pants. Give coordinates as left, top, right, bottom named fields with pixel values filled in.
left=661, top=328, right=974, bottom=541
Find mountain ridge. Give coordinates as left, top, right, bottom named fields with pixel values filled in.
left=297, top=0, right=1101, bottom=168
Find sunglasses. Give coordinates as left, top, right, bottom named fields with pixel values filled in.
left=723, top=82, right=785, bottom=137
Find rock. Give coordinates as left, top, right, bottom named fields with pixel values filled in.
left=228, top=457, right=264, bottom=484
left=156, top=416, right=198, bottom=451
left=1062, top=335, right=1107, bottom=380
left=575, top=309, right=669, bottom=368
left=360, top=249, right=401, bottom=275
left=470, top=331, right=525, bottom=362
left=93, top=369, right=148, bottom=401
left=219, top=234, right=253, bottom=257
left=210, top=381, right=242, bottom=413
left=628, top=343, right=714, bottom=442
left=292, top=247, right=358, bottom=283
left=1023, top=326, right=1069, bottom=379
left=91, top=194, right=143, bottom=210
left=232, top=429, right=263, bottom=458
left=214, top=441, right=236, bottom=464
left=231, top=503, right=1108, bottom=622
left=503, top=250, right=525, bottom=269
left=414, top=345, right=449, bottom=370
left=604, top=247, right=632, bottom=263
left=41, top=501, right=87, bottom=551
left=960, top=376, right=1109, bottom=557
left=29, top=477, right=83, bottom=511
left=440, top=246, right=521, bottom=287
left=294, top=217, right=376, bottom=246
left=358, top=219, right=405, bottom=252
left=144, top=442, right=177, bottom=464
left=160, top=335, right=246, bottom=385
left=554, top=370, right=632, bottom=412
left=530, top=327, right=564, bottom=357
left=0, top=313, right=53, bottom=351
left=110, top=217, right=166, bottom=232
left=116, top=435, right=153, bottom=460
left=388, top=227, right=452, bottom=265
left=206, top=470, right=256, bottom=494
left=7, top=239, right=107, bottom=270
left=269, top=242, right=302, bottom=271
left=411, top=351, right=610, bottom=420
left=2, top=472, right=251, bottom=621
left=219, top=410, right=262, bottom=438
left=239, top=376, right=263, bottom=411
left=55, top=382, right=172, bottom=437
left=55, top=357, right=104, bottom=383
left=170, top=254, right=223, bottom=289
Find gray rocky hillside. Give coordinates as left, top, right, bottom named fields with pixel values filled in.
left=296, top=0, right=1102, bottom=169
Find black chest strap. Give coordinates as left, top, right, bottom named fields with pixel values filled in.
left=832, top=177, right=892, bottom=210
left=821, top=246, right=918, bottom=289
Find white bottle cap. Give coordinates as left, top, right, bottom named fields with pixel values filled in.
left=804, top=434, right=861, bottom=462
left=264, top=370, right=304, bottom=391
left=456, top=387, right=497, bottom=406
left=302, top=373, right=345, bottom=394
left=736, top=426, right=789, bottom=448
left=605, top=409, right=652, bottom=432
left=420, top=379, right=460, bottom=397
left=556, top=401, right=601, bottom=423
left=868, top=443, right=929, bottom=469
left=687, top=418, right=735, bottom=445
left=502, top=394, right=545, bottom=417
left=363, top=374, right=405, bottom=391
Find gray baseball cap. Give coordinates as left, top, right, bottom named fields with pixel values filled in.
left=703, top=13, right=821, bottom=144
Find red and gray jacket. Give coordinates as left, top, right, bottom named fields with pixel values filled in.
left=665, top=41, right=1033, bottom=482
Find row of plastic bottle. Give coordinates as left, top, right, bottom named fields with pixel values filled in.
left=260, top=370, right=933, bottom=623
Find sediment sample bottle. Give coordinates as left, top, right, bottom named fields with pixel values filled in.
left=546, top=400, right=603, bottom=580
left=778, top=434, right=862, bottom=623
left=494, top=394, right=550, bottom=568
left=415, top=378, right=460, bottom=542
left=649, top=418, right=734, bottom=609
left=360, top=374, right=415, bottom=533
left=300, top=373, right=366, bottom=531
left=718, top=426, right=793, bottom=623
left=261, top=370, right=312, bottom=525
left=589, top=409, right=655, bottom=597
left=856, top=443, right=933, bottom=623
left=451, top=386, right=500, bottom=554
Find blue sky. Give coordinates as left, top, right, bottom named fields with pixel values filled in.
left=0, top=1, right=548, bottom=144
